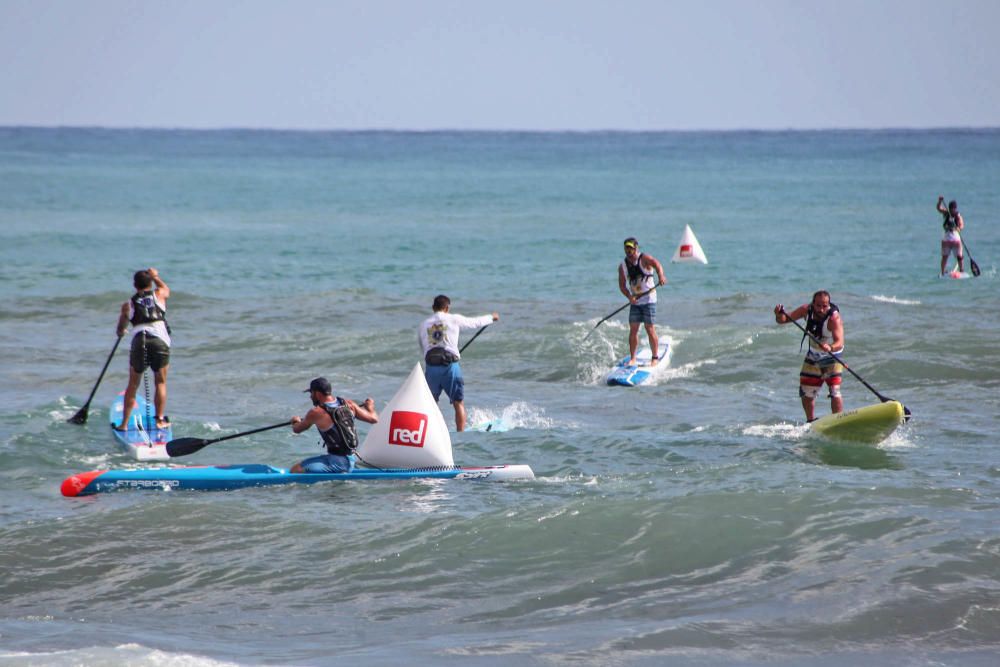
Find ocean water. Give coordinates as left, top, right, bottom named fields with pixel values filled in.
left=1, top=127, right=998, bottom=666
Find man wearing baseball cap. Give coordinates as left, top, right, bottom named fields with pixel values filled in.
left=289, top=377, right=378, bottom=473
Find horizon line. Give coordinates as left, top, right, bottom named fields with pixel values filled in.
left=2, top=123, right=998, bottom=134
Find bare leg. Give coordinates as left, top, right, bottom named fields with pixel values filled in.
left=454, top=400, right=467, bottom=432
left=831, top=395, right=843, bottom=414
left=153, top=366, right=168, bottom=424
left=627, top=323, right=640, bottom=365
left=941, top=253, right=948, bottom=275
left=644, top=322, right=659, bottom=365
left=958, top=255, right=965, bottom=273
left=801, top=395, right=816, bottom=422
left=117, top=368, right=143, bottom=430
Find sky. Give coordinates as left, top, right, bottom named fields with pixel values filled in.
left=1, top=0, right=998, bottom=131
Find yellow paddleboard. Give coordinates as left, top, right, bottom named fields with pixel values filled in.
left=808, top=401, right=906, bottom=444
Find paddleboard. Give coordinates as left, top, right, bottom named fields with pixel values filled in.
left=945, top=269, right=972, bottom=280
left=467, top=418, right=511, bottom=433
left=109, top=392, right=172, bottom=461
left=61, top=463, right=536, bottom=496
left=606, top=343, right=671, bottom=387
left=808, top=400, right=906, bottom=444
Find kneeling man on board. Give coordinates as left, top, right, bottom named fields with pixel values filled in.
left=418, top=294, right=498, bottom=432
left=773, top=290, right=845, bottom=422
left=619, top=237, right=667, bottom=366
left=290, top=377, right=378, bottom=473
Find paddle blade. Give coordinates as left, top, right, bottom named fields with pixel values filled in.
left=970, top=260, right=981, bottom=277
left=165, top=437, right=210, bottom=458
left=67, top=407, right=89, bottom=425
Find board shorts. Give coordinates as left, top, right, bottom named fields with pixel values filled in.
left=297, top=453, right=355, bottom=474
left=941, top=238, right=963, bottom=258
left=129, top=333, right=170, bottom=372
left=425, top=362, right=464, bottom=403
left=628, top=302, right=656, bottom=325
left=799, top=355, right=843, bottom=399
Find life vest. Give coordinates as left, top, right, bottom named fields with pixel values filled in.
left=943, top=213, right=960, bottom=234
left=801, top=303, right=840, bottom=353
left=622, top=253, right=656, bottom=299
left=130, top=290, right=167, bottom=326
left=318, top=398, right=358, bottom=456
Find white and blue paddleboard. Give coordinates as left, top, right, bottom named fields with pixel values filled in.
left=62, top=463, right=536, bottom=496
left=109, top=392, right=173, bottom=461
left=605, top=343, right=670, bottom=387
left=467, top=418, right=511, bottom=433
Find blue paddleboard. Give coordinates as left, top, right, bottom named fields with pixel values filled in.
left=605, top=343, right=670, bottom=387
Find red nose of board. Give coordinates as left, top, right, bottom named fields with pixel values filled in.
left=61, top=470, right=104, bottom=497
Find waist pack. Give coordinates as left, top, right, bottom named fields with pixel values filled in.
left=425, top=347, right=458, bottom=366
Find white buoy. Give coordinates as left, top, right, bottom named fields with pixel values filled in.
left=671, top=224, right=708, bottom=264
left=357, top=364, right=455, bottom=468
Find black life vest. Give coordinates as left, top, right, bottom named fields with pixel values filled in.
left=625, top=253, right=649, bottom=287
left=943, top=213, right=960, bottom=234
left=130, top=290, right=167, bottom=326
left=801, top=303, right=839, bottom=351
left=318, top=398, right=358, bottom=456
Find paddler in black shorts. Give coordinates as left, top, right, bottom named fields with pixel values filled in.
left=114, top=268, right=172, bottom=431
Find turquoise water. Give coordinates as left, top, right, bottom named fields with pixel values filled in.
left=1, top=128, right=998, bottom=666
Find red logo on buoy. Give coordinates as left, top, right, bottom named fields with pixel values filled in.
left=388, top=411, right=427, bottom=447
left=679, top=244, right=693, bottom=257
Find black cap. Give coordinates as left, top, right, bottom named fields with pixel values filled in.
left=304, top=377, right=332, bottom=394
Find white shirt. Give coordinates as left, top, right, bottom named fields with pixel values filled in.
left=418, top=311, right=493, bottom=360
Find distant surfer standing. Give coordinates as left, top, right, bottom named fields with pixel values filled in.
left=618, top=237, right=666, bottom=366
left=773, top=290, right=845, bottom=422
left=290, top=377, right=378, bottom=473
left=418, top=295, right=498, bottom=432
left=114, top=268, right=171, bottom=431
left=937, top=196, right=965, bottom=276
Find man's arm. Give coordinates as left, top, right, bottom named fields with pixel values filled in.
left=149, top=267, right=169, bottom=301
left=347, top=398, right=379, bottom=424
left=116, top=301, right=130, bottom=337
left=618, top=265, right=633, bottom=301
left=642, top=254, right=667, bottom=286
left=774, top=303, right=808, bottom=324
left=937, top=196, right=948, bottom=216
left=291, top=407, right=322, bottom=434
left=826, top=311, right=844, bottom=353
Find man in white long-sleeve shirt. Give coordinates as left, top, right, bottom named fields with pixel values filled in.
left=418, top=294, right=499, bottom=431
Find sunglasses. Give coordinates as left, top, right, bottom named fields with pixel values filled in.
left=624, top=244, right=637, bottom=250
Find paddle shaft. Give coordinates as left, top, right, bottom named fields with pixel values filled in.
left=777, top=308, right=900, bottom=406
left=68, top=335, right=123, bottom=424
left=459, top=324, right=489, bottom=354
left=585, top=284, right=660, bottom=340
left=166, top=421, right=291, bottom=457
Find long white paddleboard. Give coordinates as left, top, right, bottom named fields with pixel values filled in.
left=606, top=343, right=671, bottom=387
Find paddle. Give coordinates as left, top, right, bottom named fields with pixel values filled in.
left=68, top=335, right=123, bottom=425
left=961, top=237, right=981, bottom=277
left=166, top=420, right=292, bottom=458
left=460, top=324, right=490, bottom=354
left=584, top=283, right=660, bottom=341
left=777, top=307, right=911, bottom=418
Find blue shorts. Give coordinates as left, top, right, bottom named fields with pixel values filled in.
left=425, top=362, right=465, bottom=403
left=297, top=453, right=355, bottom=473
left=628, top=302, right=656, bottom=325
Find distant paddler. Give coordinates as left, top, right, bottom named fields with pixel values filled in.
left=773, top=290, right=845, bottom=422
left=418, top=295, right=498, bottom=432
left=937, top=196, right=965, bottom=276
left=618, top=237, right=666, bottom=366
left=114, top=268, right=172, bottom=431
